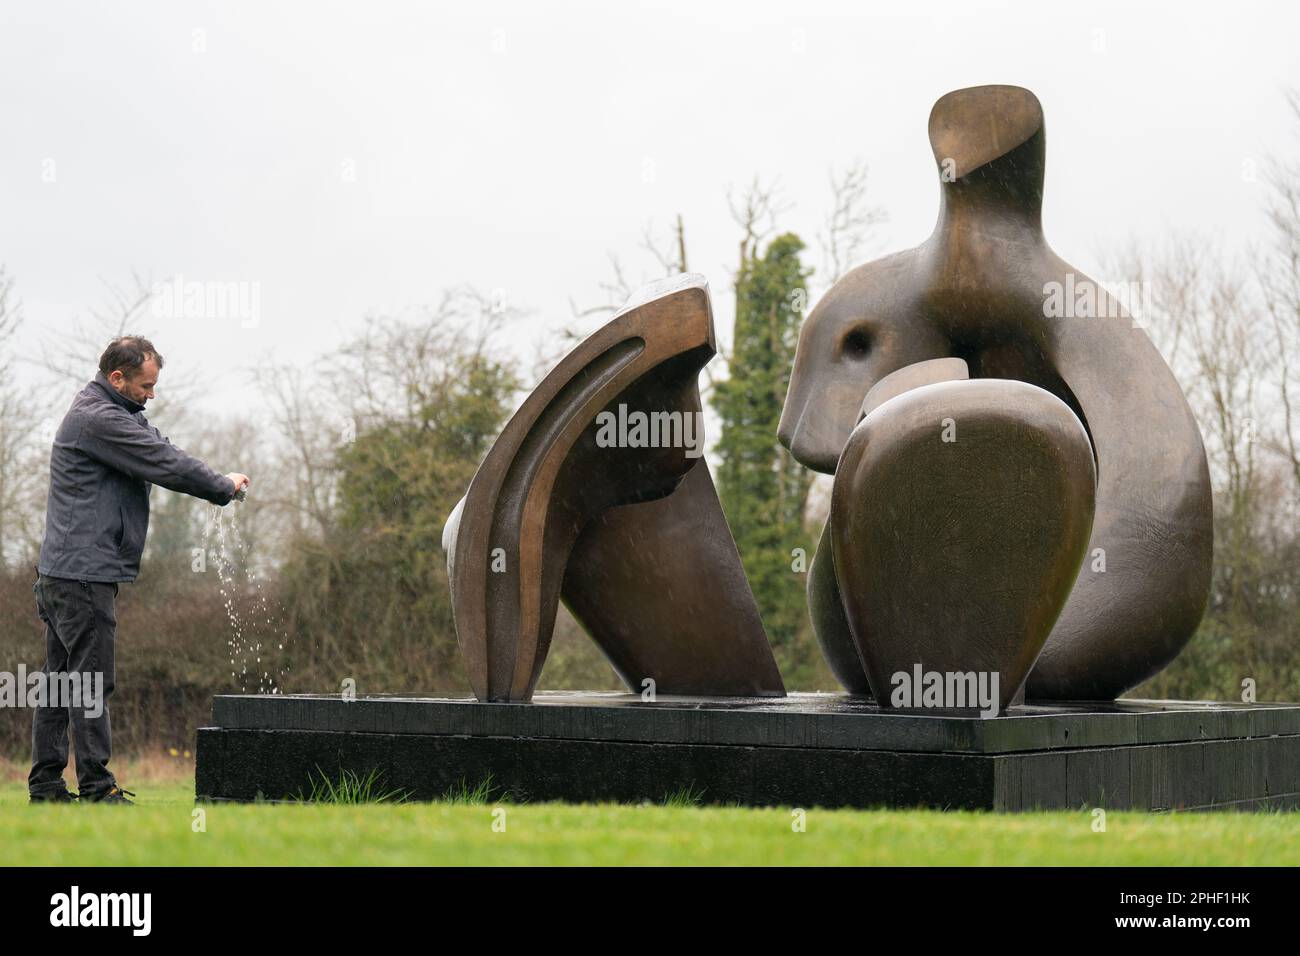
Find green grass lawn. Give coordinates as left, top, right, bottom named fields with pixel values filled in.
left=2, top=780, right=1299, bottom=866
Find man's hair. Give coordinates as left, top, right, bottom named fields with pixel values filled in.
left=98, top=335, right=164, bottom=379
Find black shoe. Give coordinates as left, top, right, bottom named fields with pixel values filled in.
left=84, top=786, right=135, bottom=805
left=30, top=789, right=79, bottom=804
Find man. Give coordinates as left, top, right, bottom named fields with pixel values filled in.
left=30, top=335, right=250, bottom=805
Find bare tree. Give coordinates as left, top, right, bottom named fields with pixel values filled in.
left=559, top=216, right=692, bottom=384
left=322, top=285, right=520, bottom=425
left=728, top=176, right=789, bottom=273
left=28, top=270, right=203, bottom=427
left=568, top=215, right=689, bottom=323
left=1262, top=89, right=1300, bottom=493
left=641, top=214, right=689, bottom=276
left=249, top=284, right=525, bottom=544
left=818, top=160, right=887, bottom=287
left=567, top=252, right=635, bottom=323
left=34, top=271, right=150, bottom=380
left=1114, top=235, right=1277, bottom=665
left=247, top=360, right=343, bottom=541
left=0, top=266, right=42, bottom=569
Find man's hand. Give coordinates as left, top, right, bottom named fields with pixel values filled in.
left=226, top=473, right=251, bottom=497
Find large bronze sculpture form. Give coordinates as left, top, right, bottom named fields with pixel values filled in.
left=446, top=84, right=1213, bottom=709
left=444, top=276, right=784, bottom=702
left=781, top=85, right=1213, bottom=703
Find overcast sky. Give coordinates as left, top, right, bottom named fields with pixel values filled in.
left=3, top=0, right=1298, bottom=422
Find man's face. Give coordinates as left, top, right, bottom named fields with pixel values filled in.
left=109, top=357, right=159, bottom=406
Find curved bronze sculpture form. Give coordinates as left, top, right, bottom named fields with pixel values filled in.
left=445, top=275, right=785, bottom=702
left=780, top=85, right=1213, bottom=702
left=833, top=359, right=1096, bottom=712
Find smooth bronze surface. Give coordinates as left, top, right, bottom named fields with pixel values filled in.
left=445, top=275, right=784, bottom=702
left=563, top=463, right=784, bottom=697
left=832, top=375, right=1096, bottom=713
left=780, top=85, right=1213, bottom=701
left=808, top=358, right=979, bottom=697
left=860, top=357, right=971, bottom=420
left=806, top=516, right=869, bottom=696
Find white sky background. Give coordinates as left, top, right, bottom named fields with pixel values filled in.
left=2, top=0, right=1298, bottom=421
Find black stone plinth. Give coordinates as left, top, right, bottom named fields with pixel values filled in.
left=195, top=692, right=1300, bottom=811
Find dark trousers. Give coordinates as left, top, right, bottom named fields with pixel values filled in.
left=29, top=573, right=120, bottom=797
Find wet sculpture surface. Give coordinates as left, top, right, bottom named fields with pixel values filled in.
left=444, top=276, right=784, bottom=702
left=830, top=358, right=1096, bottom=712
left=780, top=85, right=1213, bottom=703
left=447, top=85, right=1212, bottom=709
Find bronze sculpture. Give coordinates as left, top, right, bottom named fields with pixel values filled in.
left=780, top=85, right=1213, bottom=703
left=444, top=275, right=784, bottom=702
left=447, top=85, right=1211, bottom=709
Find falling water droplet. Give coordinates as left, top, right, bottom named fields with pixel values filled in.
left=202, top=503, right=294, bottom=695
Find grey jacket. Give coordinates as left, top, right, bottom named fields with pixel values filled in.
left=37, top=371, right=235, bottom=583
